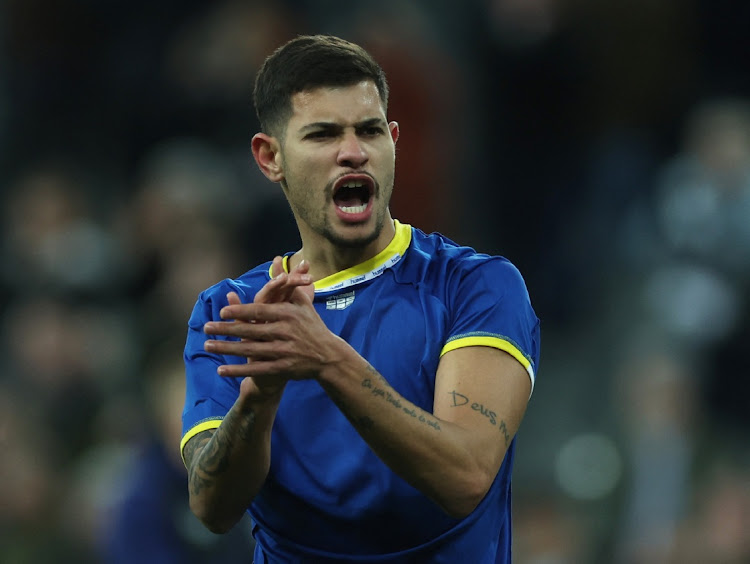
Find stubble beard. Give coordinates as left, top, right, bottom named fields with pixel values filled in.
left=284, top=170, right=395, bottom=250
left=319, top=207, right=385, bottom=249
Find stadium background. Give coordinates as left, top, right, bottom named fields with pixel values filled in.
left=1, top=1, right=749, bottom=562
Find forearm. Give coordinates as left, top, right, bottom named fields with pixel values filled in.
left=186, top=395, right=278, bottom=533
left=318, top=343, right=493, bottom=518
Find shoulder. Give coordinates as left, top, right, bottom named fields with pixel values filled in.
left=403, top=227, right=527, bottom=295
left=187, top=261, right=274, bottom=327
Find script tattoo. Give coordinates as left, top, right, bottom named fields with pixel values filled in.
left=361, top=365, right=442, bottom=432
left=448, top=390, right=511, bottom=447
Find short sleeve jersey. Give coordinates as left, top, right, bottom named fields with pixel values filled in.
left=182, top=221, right=540, bottom=563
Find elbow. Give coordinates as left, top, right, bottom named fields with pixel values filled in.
left=189, top=498, right=241, bottom=534
left=438, top=469, right=495, bottom=519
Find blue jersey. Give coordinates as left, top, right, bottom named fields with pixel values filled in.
left=182, top=221, right=540, bottom=563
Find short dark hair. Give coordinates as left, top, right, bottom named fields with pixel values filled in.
left=253, top=35, right=389, bottom=138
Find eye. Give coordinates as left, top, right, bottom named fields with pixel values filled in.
left=304, top=130, right=332, bottom=140
left=360, top=126, right=384, bottom=137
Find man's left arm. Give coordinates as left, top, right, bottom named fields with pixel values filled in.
left=315, top=339, right=530, bottom=518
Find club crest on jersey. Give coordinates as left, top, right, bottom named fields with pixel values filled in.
left=326, top=291, right=355, bottom=310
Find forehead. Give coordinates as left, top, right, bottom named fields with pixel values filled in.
left=288, top=81, right=386, bottom=126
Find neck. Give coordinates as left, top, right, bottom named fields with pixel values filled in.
left=290, top=217, right=396, bottom=281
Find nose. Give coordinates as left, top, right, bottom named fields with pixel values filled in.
left=337, top=132, right=369, bottom=169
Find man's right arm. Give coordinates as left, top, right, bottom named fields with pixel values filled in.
left=182, top=385, right=283, bottom=533
left=183, top=258, right=312, bottom=533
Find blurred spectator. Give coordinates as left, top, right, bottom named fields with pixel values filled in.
left=1, top=163, right=127, bottom=299
left=164, top=1, right=298, bottom=106
left=0, top=385, right=90, bottom=563
left=612, top=338, right=700, bottom=564
left=1, top=296, right=138, bottom=460
left=617, top=97, right=750, bottom=432
left=653, top=98, right=750, bottom=278
left=513, top=490, right=589, bottom=563
left=672, top=456, right=750, bottom=564
left=600, top=96, right=750, bottom=563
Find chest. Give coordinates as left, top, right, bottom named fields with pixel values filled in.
left=314, top=281, right=448, bottom=409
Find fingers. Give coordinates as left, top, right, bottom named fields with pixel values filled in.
left=205, top=336, right=284, bottom=359
left=227, top=291, right=242, bottom=306
left=211, top=302, right=284, bottom=327
left=217, top=359, right=294, bottom=379
left=270, top=255, right=285, bottom=279
left=281, top=258, right=314, bottom=303
left=255, top=257, right=313, bottom=304
left=253, top=273, right=291, bottom=304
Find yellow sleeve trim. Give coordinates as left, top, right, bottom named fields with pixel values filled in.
left=180, top=418, right=224, bottom=467
left=440, top=336, right=536, bottom=393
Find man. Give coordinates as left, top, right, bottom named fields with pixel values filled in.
left=181, top=34, right=540, bottom=562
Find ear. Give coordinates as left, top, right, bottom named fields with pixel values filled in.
left=389, top=121, right=400, bottom=145
left=251, top=133, right=284, bottom=182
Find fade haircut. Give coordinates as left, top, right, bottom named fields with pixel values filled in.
left=253, top=35, right=389, bottom=139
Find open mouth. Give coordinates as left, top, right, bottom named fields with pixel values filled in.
left=332, top=176, right=374, bottom=215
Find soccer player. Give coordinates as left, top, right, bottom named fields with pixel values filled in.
left=181, top=34, right=540, bottom=562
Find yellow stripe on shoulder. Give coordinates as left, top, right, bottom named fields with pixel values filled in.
left=440, top=335, right=535, bottom=393
left=180, top=418, right=223, bottom=467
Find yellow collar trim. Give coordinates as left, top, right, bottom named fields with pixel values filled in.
left=276, top=220, right=412, bottom=292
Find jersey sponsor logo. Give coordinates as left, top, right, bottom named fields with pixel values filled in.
left=326, top=291, right=355, bottom=310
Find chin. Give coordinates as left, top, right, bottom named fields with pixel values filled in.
left=325, top=223, right=381, bottom=249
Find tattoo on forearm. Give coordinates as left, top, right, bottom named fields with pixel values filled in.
left=357, top=415, right=376, bottom=431
left=185, top=432, right=218, bottom=496
left=448, top=390, right=511, bottom=447
left=325, top=364, right=441, bottom=433
left=361, top=365, right=442, bottom=432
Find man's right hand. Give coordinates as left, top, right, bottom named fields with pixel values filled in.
left=253, top=255, right=315, bottom=304
left=228, top=256, right=315, bottom=398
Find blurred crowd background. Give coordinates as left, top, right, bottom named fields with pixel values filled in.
left=1, top=1, right=749, bottom=563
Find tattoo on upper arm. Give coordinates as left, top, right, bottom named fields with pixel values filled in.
left=448, top=390, right=512, bottom=447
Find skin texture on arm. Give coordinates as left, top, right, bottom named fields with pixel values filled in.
left=318, top=341, right=530, bottom=517
left=182, top=389, right=281, bottom=533
left=205, top=274, right=531, bottom=518
left=183, top=259, right=314, bottom=533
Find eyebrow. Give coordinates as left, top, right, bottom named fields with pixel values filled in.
left=298, top=117, right=386, bottom=133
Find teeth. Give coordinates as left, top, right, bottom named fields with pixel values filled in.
left=342, top=181, right=365, bottom=188
left=339, top=204, right=367, bottom=214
